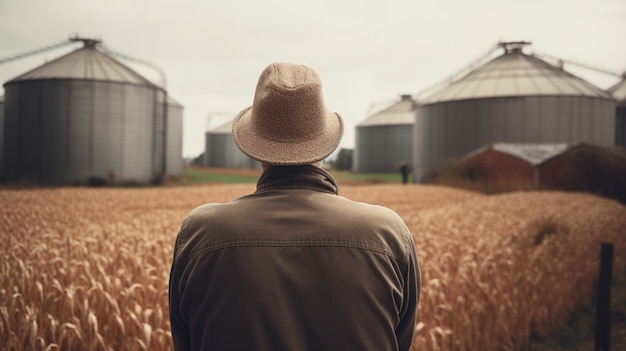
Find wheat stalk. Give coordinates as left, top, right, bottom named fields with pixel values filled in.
left=0, top=185, right=624, bottom=350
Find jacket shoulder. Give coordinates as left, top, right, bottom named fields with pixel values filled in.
left=332, top=196, right=415, bottom=261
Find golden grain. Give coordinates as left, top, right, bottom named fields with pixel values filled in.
left=0, top=185, right=625, bottom=350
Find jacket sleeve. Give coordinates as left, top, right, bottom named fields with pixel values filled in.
left=169, top=221, right=192, bottom=351
left=396, top=231, right=421, bottom=351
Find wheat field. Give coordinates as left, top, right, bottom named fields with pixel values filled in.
left=1, top=184, right=625, bottom=350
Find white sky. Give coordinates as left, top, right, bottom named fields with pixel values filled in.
left=1, top=0, right=624, bottom=158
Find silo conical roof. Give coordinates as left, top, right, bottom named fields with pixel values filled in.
left=608, top=77, right=626, bottom=102
left=357, top=95, right=417, bottom=127
left=421, top=45, right=614, bottom=104
left=157, top=93, right=184, bottom=107
left=5, top=45, right=156, bottom=87
left=207, top=119, right=234, bottom=134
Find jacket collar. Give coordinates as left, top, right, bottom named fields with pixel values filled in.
left=255, top=165, right=339, bottom=195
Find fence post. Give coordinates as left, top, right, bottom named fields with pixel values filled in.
left=595, top=242, right=613, bottom=351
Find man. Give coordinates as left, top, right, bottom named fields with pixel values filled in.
left=169, top=62, right=421, bottom=351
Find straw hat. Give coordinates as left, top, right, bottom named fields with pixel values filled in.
left=232, top=62, right=344, bottom=165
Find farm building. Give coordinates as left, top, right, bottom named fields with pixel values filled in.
left=537, top=143, right=626, bottom=199
left=414, top=41, right=618, bottom=182
left=463, top=143, right=569, bottom=188
left=608, top=75, right=626, bottom=147
left=462, top=142, right=626, bottom=195
left=204, top=119, right=259, bottom=169
left=354, top=94, right=416, bottom=173
left=1, top=38, right=183, bottom=185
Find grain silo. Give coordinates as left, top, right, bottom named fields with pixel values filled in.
left=608, top=75, right=626, bottom=147
left=354, top=94, right=416, bottom=173
left=2, top=38, right=167, bottom=185
left=414, top=41, right=618, bottom=182
left=205, top=119, right=259, bottom=169
left=157, top=95, right=185, bottom=178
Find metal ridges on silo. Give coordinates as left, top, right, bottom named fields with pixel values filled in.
left=413, top=41, right=619, bottom=183
left=354, top=94, right=417, bottom=173
left=205, top=119, right=259, bottom=169
left=158, top=94, right=185, bottom=178
left=1, top=38, right=180, bottom=185
left=421, top=41, right=615, bottom=105
left=5, top=41, right=156, bottom=87
left=609, top=74, right=626, bottom=147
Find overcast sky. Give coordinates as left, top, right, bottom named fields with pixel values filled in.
left=1, top=0, right=624, bottom=158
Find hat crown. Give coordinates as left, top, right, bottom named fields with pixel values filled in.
left=252, top=63, right=328, bottom=142
left=232, top=62, right=343, bottom=165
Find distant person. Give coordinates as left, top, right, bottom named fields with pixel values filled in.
left=400, top=162, right=410, bottom=184
left=169, top=62, right=421, bottom=351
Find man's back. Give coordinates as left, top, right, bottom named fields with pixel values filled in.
left=169, top=165, right=420, bottom=351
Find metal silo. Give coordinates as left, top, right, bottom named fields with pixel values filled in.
left=2, top=39, right=164, bottom=185
left=414, top=41, right=618, bottom=182
left=354, top=94, right=416, bottom=173
left=608, top=75, right=626, bottom=147
left=205, top=119, right=259, bottom=169
left=157, top=95, right=184, bottom=178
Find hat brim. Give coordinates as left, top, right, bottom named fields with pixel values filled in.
left=232, top=106, right=344, bottom=165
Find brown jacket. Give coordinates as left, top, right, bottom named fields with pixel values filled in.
left=169, top=165, right=420, bottom=351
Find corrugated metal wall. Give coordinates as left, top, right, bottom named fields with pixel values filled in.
left=354, top=124, right=413, bottom=173
left=154, top=95, right=184, bottom=179
left=353, top=95, right=416, bottom=173
left=165, top=100, right=184, bottom=178
left=205, top=132, right=258, bottom=169
left=152, top=91, right=166, bottom=182
left=414, top=96, right=616, bottom=182
left=3, top=80, right=159, bottom=184
left=611, top=79, right=626, bottom=148
left=617, top=105, right=626, bottom=148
